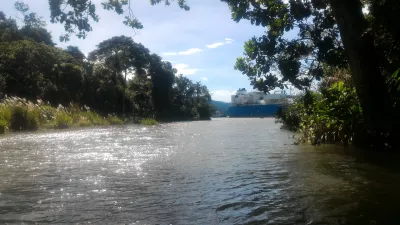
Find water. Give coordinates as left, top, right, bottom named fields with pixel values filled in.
left=1, top=118, right=400, bottom=224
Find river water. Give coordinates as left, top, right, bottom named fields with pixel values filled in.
left=1, top=118, right=400, bottom=224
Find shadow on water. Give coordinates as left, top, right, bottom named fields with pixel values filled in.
left=297, top=144, right=400, bottom=225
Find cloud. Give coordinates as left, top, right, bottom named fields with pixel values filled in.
left=206, top=42, right=225, bottom=49
left=178, top=48, right=203, bottom=55
left=200, top=77, right=209, bottom=82
left=173, top=63, right=201, bottom=75
left=211, top=90, right=236, bottom=102
left=163, top=52, right=177, bottom=56
left=225, top=38, right=234, bottom=44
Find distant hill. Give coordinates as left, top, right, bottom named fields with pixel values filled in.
left=210, top=100, right=230, bottom=116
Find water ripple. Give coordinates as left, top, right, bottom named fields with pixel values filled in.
left=1, top=119, right=400, bottom=224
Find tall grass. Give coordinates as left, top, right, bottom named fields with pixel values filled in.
left=0, top=97, right=125, bottom=133
left=140, top=118, right=159, bottom=125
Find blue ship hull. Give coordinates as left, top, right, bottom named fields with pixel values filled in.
left=227, top=104, right=282, bottom=117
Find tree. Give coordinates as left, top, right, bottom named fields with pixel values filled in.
left=48, top=0, right=189, bottom=41
left=221, top=0, right=400, bottom=136
left=14, top=2, right=54, bottom=45
left=0, top=40, right=83, bottom=104
left=148, top=54, right=176, bottom=118
left=88, top=35, right=150, bottom=115
left=65, top=46, right=86, bottom=63
left=171, top=75, right=213, bottom=120
left=0, top=12, right=22, bottom=42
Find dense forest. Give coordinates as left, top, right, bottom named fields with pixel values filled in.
left=0, top=3, right=213, bottom=133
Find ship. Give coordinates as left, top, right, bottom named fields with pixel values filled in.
left=227, top=88, right=287, bottom=118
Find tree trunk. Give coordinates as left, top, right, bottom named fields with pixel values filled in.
left=328, top=0, right=393, bottom=133
left=122, top=70, right=127, bottom=116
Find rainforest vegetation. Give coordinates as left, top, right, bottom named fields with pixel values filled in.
left=0, top=3, right=213, bottom=133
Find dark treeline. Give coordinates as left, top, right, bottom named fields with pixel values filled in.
left=0, top=5, right=213, bottom=122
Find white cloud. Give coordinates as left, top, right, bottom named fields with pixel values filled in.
left=178, top=48, right=203, bottom=55
left=225, top=38, right=234, bottom=44
left=173, top=63, right=201, bottom=75
left=164, top=60, right=179, bottom=64
left=200, top=77, right=209, bottom=82
left=211, top=90, right=236, bottom=102
left=163, top=52, right=177, bottom=56
left=206, top=42, right=225, bottom=49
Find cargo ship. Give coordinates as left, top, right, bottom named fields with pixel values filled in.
left=227, top=88, right=287, bottom=118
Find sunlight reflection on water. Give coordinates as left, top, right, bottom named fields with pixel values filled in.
left=0, top=119, right=400, bottom=224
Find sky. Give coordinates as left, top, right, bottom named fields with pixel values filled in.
left=1, top=0, right=268, bottom=102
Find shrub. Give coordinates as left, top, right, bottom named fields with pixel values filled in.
left=55, top=112, right=73, bottom=129
left=0, top=106, right=12, bottom=122
left=278, top=82, right=363, bottom=145
left=77, top=117, right=93, bottom=127
left=140, top=118, right=159, bottom=125
left=10, top=106, right=39, bottom=131
left=0, top=119, right=7, bottom=134
left=107, top=115, right=124, bottom=125
left=83, top=111, right=108, bottom=126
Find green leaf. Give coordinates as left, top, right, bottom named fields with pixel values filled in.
left=393, top=68, right=400, bottom=78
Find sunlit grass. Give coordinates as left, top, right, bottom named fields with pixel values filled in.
left=140, top=118, right=159, bottom=125
left=0, top=96, right=125, bottom=133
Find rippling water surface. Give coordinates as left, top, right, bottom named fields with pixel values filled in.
left=1, top=118, right=400, bottom=224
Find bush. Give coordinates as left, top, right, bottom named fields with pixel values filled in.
left=83, top=111, right=108, bottom=126
left=10, top=106, right=39, bottom=131
left=0, top=119, right=7, bottom=134
left=55, top=112, right=73, bottom=129
left=77, top=117, right=93, bottom=127
left=278, top=82, right=364, bottom=145
left=140, top=118, right=159, bottom=125
left=107, top=115, right=124, bottom=125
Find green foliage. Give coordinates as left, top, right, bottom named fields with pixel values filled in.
left=0, top=9, right=214, bottom=126
left=107, top=115, right=124, bottom=125
left=0, top=40, right=83, bottom=105
left=170, top=75, right=213, bottom=121
left=0, top=119, right=6, bottom=134
left=82, top=111, right=108, bottom=126
left=48, top=0, right=189, bottom=41
left=9, top=106, right=39, bottom=131
left=140, top=118, right=159, bottom=126
left=222, top=0, right=347, bottom=92
left=279, top=81, right=364, bottom=145
left=0, top=97, right=125, bottom=133
left=54, top=111, right=73, bottom=129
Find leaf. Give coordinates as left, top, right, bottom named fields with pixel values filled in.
left=393, top=68, right=400, bottom=79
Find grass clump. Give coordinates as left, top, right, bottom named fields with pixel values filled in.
left=10, top=106, right=39, bottom=131
left=54, top=111, right=73, bottom=129
left=82, top=111, right=108, bottom=126
left=0, top=119, right=7, bottom=134
left=140, top=118, right=159, bottom=125
left=107, top=115, right=124, bottom=125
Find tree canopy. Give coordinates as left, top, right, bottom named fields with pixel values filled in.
left=0, top=9, right=213, bottom=121
left=48, top=0, right=190, bottom=41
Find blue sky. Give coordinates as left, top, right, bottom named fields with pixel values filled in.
left=1, top=0, right=267, bottom=102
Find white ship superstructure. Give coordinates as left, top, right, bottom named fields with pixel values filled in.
left=231, top=88, right=287, bottom=106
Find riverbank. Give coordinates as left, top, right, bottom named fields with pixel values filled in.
left=0, top=97, right=128, bottom=134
